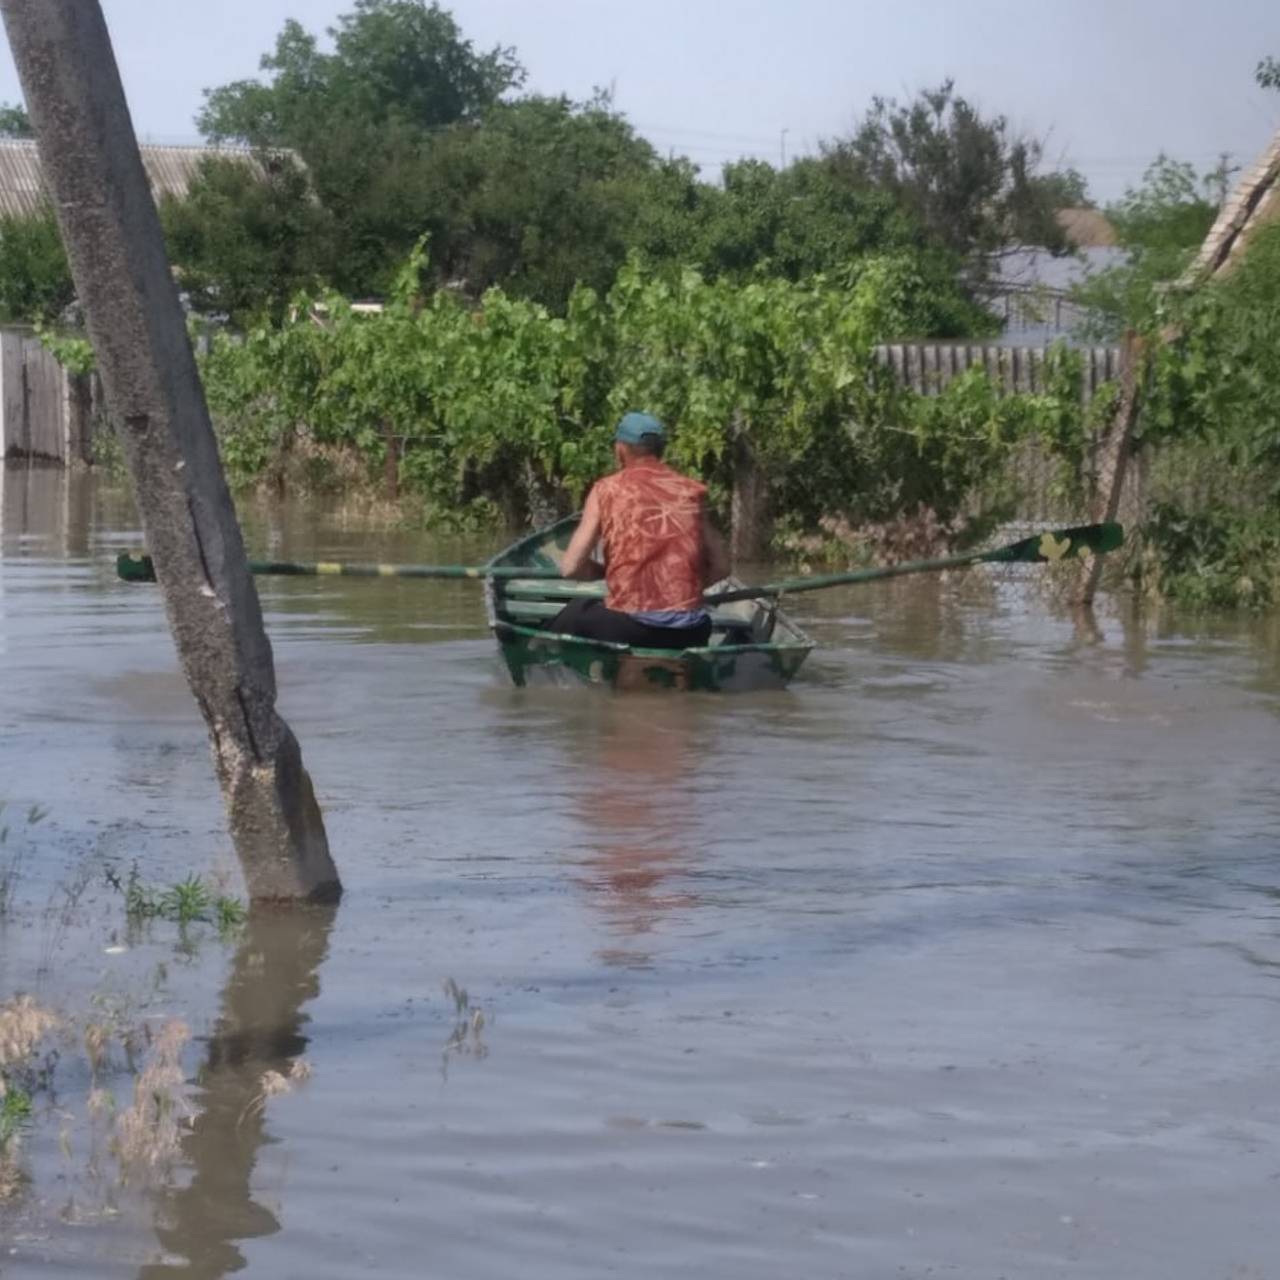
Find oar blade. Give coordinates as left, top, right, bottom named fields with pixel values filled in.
left=988, top=522, right=1124, bottom=564
left=116, top=552, right=157, bottom=583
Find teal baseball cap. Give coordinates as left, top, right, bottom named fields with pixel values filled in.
left=615, top=411, right=665, bottom=444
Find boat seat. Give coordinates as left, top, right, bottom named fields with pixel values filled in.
left=500, top=598, right=757, bottom=636
left=500, top=578, right=604, bottom=600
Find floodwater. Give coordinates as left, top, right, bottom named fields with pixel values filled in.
left=2, top=463, right=1280, bottom=1279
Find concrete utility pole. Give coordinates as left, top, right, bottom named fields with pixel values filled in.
left=1, top=0, right=339, bottom=901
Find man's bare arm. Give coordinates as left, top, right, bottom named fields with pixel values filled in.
left=561, top=488, right=605, bottom=580
left=702, top=514, right=730, bottom=585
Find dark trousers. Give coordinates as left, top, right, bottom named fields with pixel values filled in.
left=546, top=597, right=712, bottom=649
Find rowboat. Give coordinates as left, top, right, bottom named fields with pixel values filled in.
left=117, top=521, right=1124, bottom=693
left=483, top=516, right=815, bottom=692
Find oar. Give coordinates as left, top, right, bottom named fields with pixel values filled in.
left=704, top=522, right=1124, bottom=605
left=115, top=553, right=562, bottom=584
left=117, top=520, right=1123, bottom=599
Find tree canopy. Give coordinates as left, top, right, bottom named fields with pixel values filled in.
left=1070, top=156, right=1219, bottom=338
left=821, top=81, right=1077, bottom=285
left=197, top=1, right=522, bottom=146
left=1, top=1, right=1089, bottom=331
left=177, top=3, right=1085, bottom=314
left=0, top=101, right=31, bottom=138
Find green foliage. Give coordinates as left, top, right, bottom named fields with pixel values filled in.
left=1131, top=219, right=1280, bottom=608
left=1107, top=156, right=1219, bottom=252
left=1072, top=156, right=1218, bottom=339
left=1143, top=221, right=1280, bottom=458
left=191, top=5, right=1084, bottom=310
left=0, top=101, right=31, bottom=138
left=204, top=245, right=1066, bottom=536
left=1257, top=56, right=1280, bottom=91
left=214, top=895, right=247, bottom=933
left=160, top=153, right=334, bottom=327
left=675, top=157, right=908, bottom=279
left=160, top=875, right=213, bottom=925
left=1142, top=502, right=1280, bottom=610
left=0, top=1087, right=32, bottom=1148
left=417, top=93, right=669, bottom=310
left=198, top=2, right=522, bottom=146
left=821, top=80, right=1078, bottom=285
left=119, top=864, right=245, bottom=933
left=123, top=863, right=160, bottom=921
left=0, top=208, right=74, bottom=324
left=33, top=319, right=94, bottom=375
left=197, top=1, right=525, bottom=297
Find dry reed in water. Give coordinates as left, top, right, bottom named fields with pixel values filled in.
left=112, top=1018, right=192, bottom=1179
left=0, top=995, right=59, bottom=1072
left=240, top=1057, right=313, bottom=1127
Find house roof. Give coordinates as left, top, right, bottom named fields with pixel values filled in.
left=0, top=140, right=278, bottom=219
left=1056, top=207, right=1118, bottom=249
left=1183, top=129, right=1280, bottom=283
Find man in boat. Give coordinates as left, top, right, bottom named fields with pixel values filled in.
left=550, top=411, right=729, bottom=649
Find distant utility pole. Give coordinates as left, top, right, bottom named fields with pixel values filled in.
left=1, top=0, right=340, bottom=902
left=1209, top=151, right=1240, bottom=207
left=780, top=127, right=790, bottom=170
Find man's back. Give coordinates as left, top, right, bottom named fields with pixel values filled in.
left=593, top=458, right=708, bottom=614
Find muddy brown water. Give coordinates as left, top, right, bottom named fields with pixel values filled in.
left=2, top=464, right=1280, bottom=1278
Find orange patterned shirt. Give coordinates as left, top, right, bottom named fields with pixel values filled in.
left=592, top=459, right=708, bottom=613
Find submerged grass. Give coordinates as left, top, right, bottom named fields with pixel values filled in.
left=116, top=863, right=246, bottom=936
left=0, top=803, right=50, bottom=921
left=0, top=995, right=59, bottom=1203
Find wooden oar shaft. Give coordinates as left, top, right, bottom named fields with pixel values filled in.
left=246, top=560, right=561, bottom=581
left=119, top=521, right=1123, bottom=600
left=705, top=522, right=1123, bottom=604
left=115, top=552, right=560, bottom=584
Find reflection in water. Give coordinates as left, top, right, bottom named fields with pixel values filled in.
left=1071, top=602, right=1104, bottom=647
left=138, top=903, right=335, bottom=1280
left=565, top=697, right=704, bottom=966
left=1, top=462, right=104, bottom=556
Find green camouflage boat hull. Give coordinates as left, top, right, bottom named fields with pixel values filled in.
left=485, top=517, right=814, bottom=692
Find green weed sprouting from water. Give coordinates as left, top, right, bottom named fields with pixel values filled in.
left=0, top=1086, right=32, bottom=1200
left=160, top=876, right=212, bottom=925
left=0, top=802, right=49, bottom=921
left=0, top=1087, right=33, bottom=1147
left=123, top=863, right=161, bottom=921
left=115, top=863, right=245, bottom=936
left=214, top=895, right=246, bottom=935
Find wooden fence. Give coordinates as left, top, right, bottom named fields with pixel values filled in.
left=871, top=341, right=1131, bottom=525
left=872, top=341, right=1123, bottom=399
left=0, top=328, right=98, bottom=464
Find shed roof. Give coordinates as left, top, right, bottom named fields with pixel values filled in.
left=1056, top=207, right=1118, bottom=249
left=0, top=140, right=278, bottom=219
left=1183, top=129, right=1280, bottom=284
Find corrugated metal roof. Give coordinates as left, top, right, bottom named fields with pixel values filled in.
left=0, top=140, right=45, bottom=218
left=0, top=140, right=287, bottom=219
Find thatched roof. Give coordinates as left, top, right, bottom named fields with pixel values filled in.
left=1183, top=129, right=1280, bottom=283
left=0, top=140, right=279, bottom=219
left=1056, top=207, right=1118, bottom=249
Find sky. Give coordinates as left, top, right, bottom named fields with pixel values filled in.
left=1, top=0, right=1277, bottom=203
